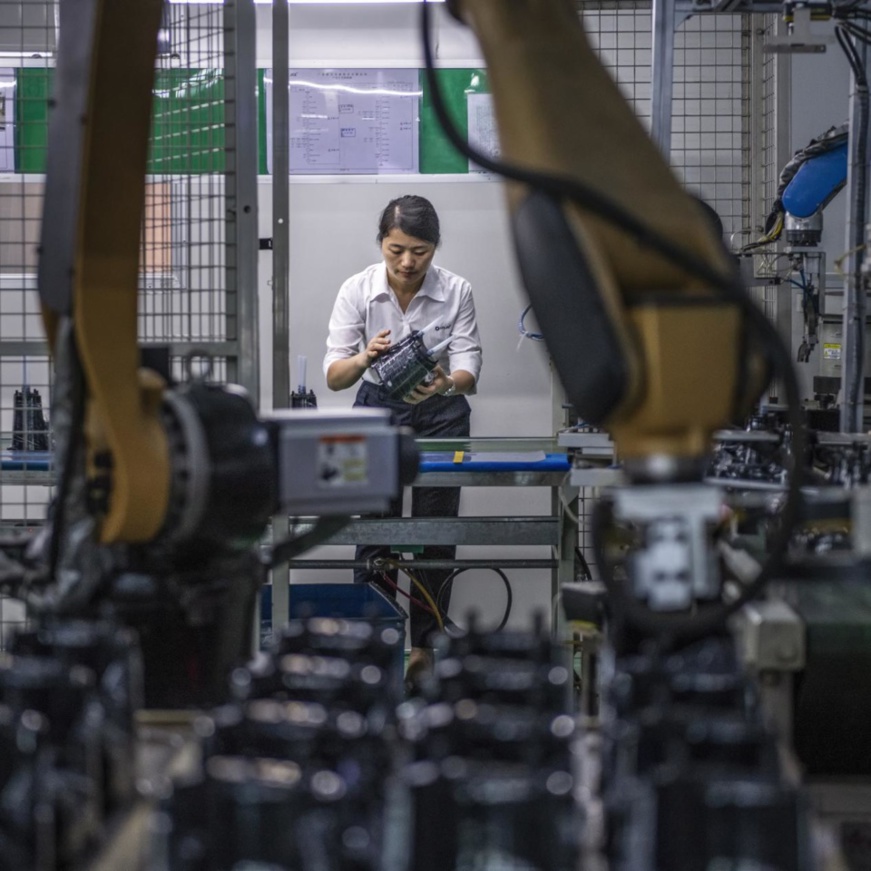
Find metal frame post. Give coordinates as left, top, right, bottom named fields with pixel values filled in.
left=271, top=0, right=291, bottom=640
left=272, top=0, right=290, bottom=408
left=770, top=17, right=794, bottom=387
left=224, top=0, right=260, bottom=398
left=650, top=0, right=691, bottom=157
left=553, top=479, right=580, bottom=621
left=840, top=36, right=870, bottom=433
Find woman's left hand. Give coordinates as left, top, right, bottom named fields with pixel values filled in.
left=403, top=365, right=453, bottom=405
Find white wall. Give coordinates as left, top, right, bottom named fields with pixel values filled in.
left=257, top=5, right=559, bottom=632
left=255, top=4, right=483, bottom=67
left=258, top=180, right=555, bottom=427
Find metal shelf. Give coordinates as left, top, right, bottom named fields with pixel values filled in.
left=288, top=516, right=561, bottom=548
left=271, top=441, right=582, bottom=637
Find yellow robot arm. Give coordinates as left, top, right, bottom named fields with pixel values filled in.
left=437, top=0, right=807, bottom=641
left=39, top=0, right=169, bottom=544
left=444, top=0, right=766, bottom=474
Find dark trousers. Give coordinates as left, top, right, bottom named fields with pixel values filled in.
left=352, top=380, right=471, bottom=648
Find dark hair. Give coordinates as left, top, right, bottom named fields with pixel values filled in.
left=377, top=195, right=440, bottom=246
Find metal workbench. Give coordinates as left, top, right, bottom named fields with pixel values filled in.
left=0, top=435, right=582, bottom=638
left=272, top=437, right=579, bottom=636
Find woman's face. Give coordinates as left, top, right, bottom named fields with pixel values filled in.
left=381, top=227, right=436, bottom=292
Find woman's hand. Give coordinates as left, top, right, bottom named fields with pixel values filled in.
left=361, top=328, right=391, bottom=368
left=326, top=329, right=391, bottom=390
left=403, top=365, right=453, bottom=405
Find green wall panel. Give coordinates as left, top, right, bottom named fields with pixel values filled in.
left=16, top=68, right=227, bottom=175
left=419, top=68, right=489, bottom=175
left=150, top=69, right=226, bottom=174
left=16, top=68, right=51, bottom=174
left=258, top=68, right=269, bottom=176
left=16, top=67, right=492, bottom=178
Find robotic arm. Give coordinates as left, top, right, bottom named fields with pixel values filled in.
left=744, top=124, right=849, bottom=363
left=439, top=0, right=803, bottom=639
left=782, top=126, right=849, bottom=223
left=444, top=0, right=767, bottom=475
left=38, top=0, right=173, bottom=546
left=436, top=9, right=814, bottom=867
left=29, top=0, right=416, bottom=707
left=748, top=123, right=849, bottom=248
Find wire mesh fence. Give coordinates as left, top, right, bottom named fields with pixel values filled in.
left=672, top=13, right=751, bottom=240
left=0, top=0, right=55, bottom=646
left=755, top=13, right=784, bottom=324
left=144, top=2, right=234, bottom=385
left=0, top=0, right=242, bottom=647
left=585, top=3, right=654, bottom=122
left=584, top=3, right=751, bottom=241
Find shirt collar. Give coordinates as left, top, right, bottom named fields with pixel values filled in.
left=368, top=264, right=446, bottom=303
left=369, top=265, right=392, bottom=302
left=416, top=267, right=446, bottom=302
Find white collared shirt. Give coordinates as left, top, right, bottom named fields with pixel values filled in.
left=323, top=262, right=483, bottom=391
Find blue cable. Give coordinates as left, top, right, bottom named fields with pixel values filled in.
left=518, top=304, right=545, bottom=342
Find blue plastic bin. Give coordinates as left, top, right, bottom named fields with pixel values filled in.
left=260, top=582, right=407, bottom=697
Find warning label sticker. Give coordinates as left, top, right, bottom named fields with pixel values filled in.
left=823, top=343, right=842, bottom=361
left=317, top=436, right=367, bottom=487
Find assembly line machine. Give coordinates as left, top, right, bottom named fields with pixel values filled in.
left=3, top=0, right=871, bottom=868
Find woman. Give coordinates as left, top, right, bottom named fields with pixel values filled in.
left=323, top=194, right=483, bottom=690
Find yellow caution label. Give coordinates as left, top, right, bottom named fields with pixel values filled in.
left=453, top=451, right=464, bottom=463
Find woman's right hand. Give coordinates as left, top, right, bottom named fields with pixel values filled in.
left=362, top=329, right=391, bottom=367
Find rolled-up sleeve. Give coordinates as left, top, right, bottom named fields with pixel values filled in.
left=447, top=283, right=483, bottom=391
left=323, top=282, right=365, bottom=376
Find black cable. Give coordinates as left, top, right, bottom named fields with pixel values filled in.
left=843, top=20, right=871, bottom=42
left=267, top=516, right=349, bottom=568
left=833, top=3, right=871, bottom=27
left=740, top=237, right=780, bottom=253
left=420, top=0, right=806, bottom=640
left=435, top=566, right=513, bottom=633
left=574, top=546, right=593, bottom=582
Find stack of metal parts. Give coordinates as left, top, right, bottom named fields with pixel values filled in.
left=812, top=432, right=871, bottom=488
left=11, top=387, right=51, bottom=453
left=707, top=429, right=789, bottom=489
left=398, top=618, right=580, bottom=871
left=157, top=615, right=403, bottom=870
left=0, top=619, right=143, bottom=870
left=710, top=424, right=870, bottom=555
left=598, top=636, right=811, bottom=870
left=709, top=416, right=871, bottom=493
